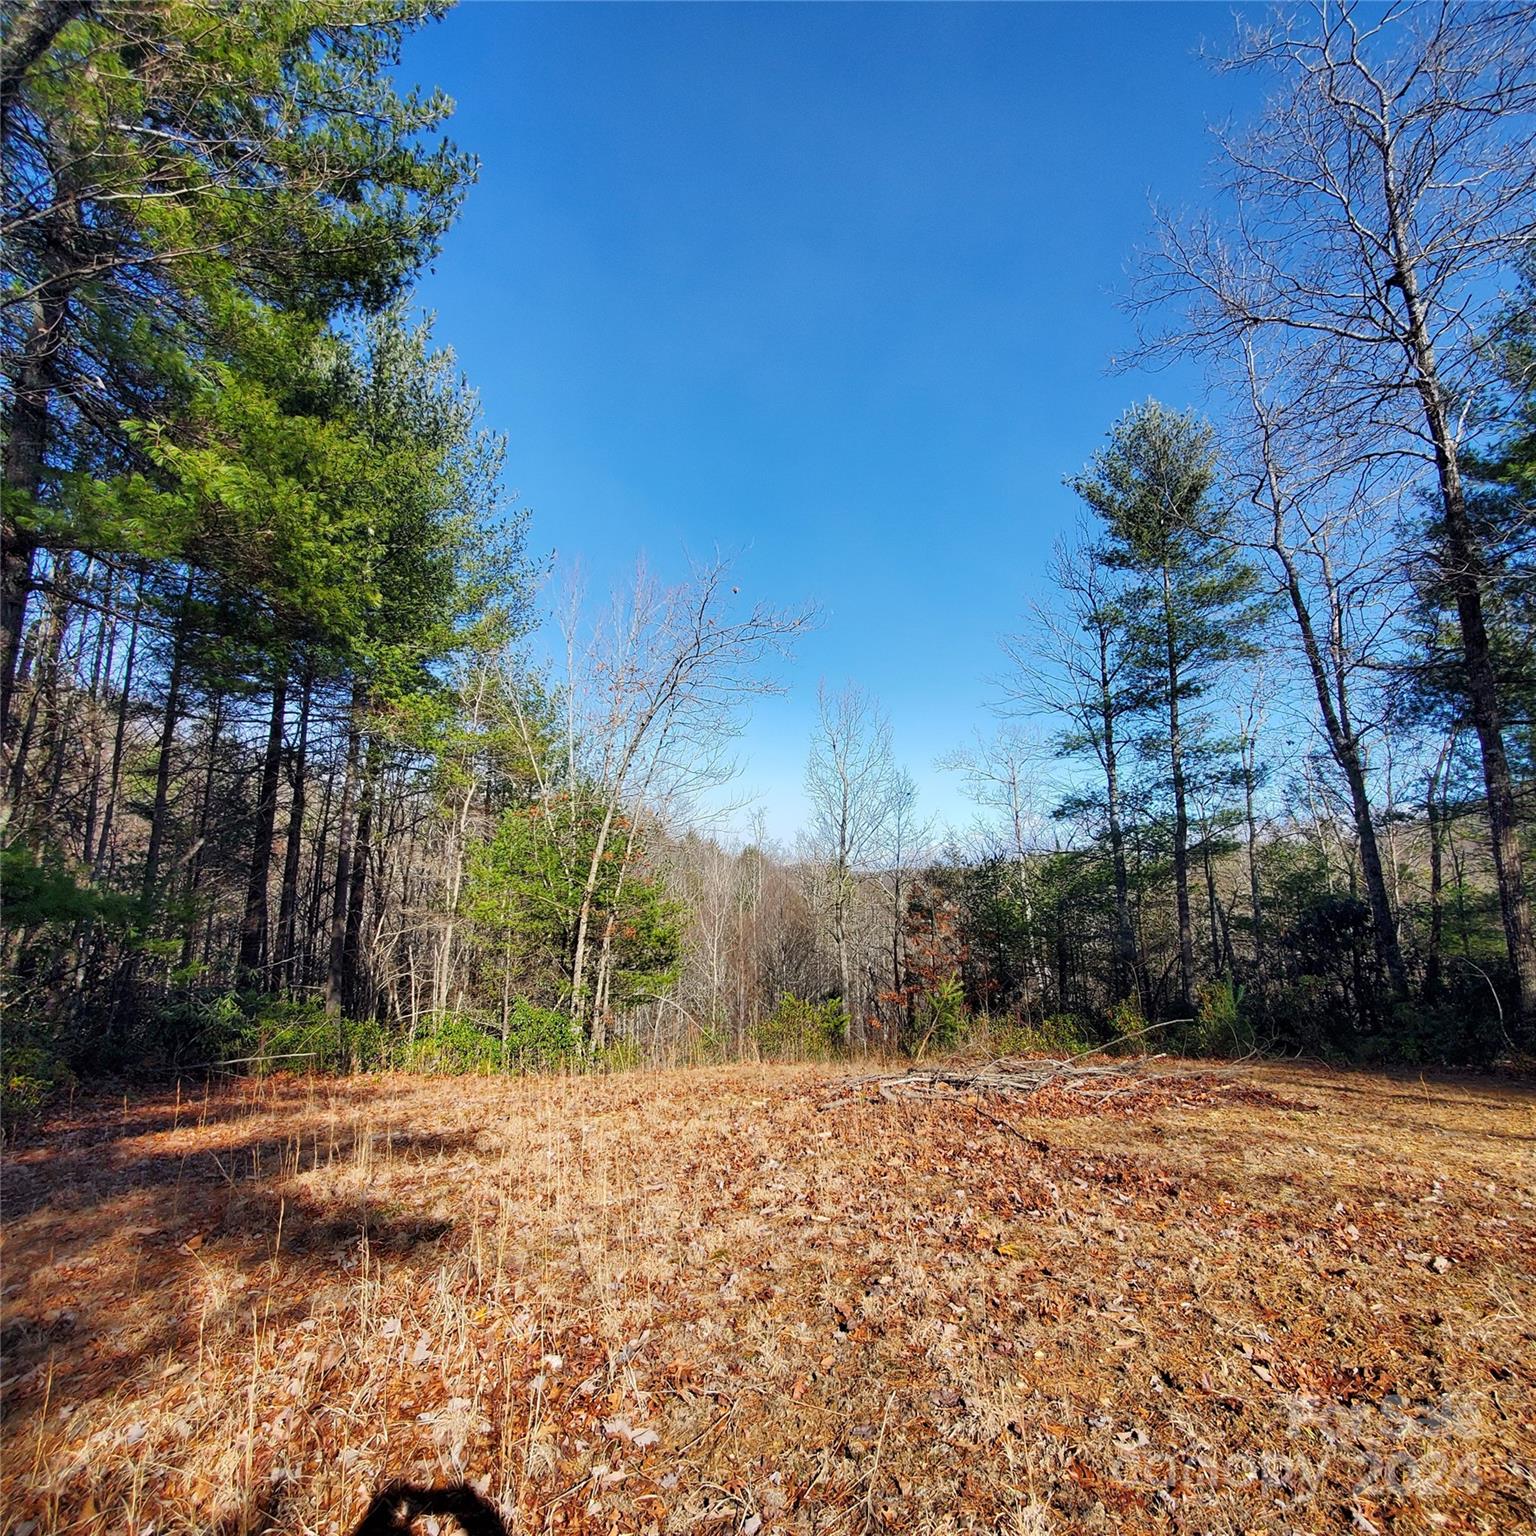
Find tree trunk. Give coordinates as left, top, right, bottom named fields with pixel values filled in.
left=238, top=667, right=289, bottom=987
left=0, top=0, right=88, bottom=138
left=434, top=672, right=488, bottom=1019
left=1201, top=833, right=1222, bottom=976
left=80, top=564, right=116, bottom=861
left=342, top=736, right=380, bottom=1015
left=6, top=552, right=69, bottom=805
left=1269, top=536, right=1408, bottom=999
left=1, top=296, right=64, bottom=736
left=276, top=665, right=313, bottom=991
left=1241, top=734, right=1263, bottom=981
left=835, top=884, right=856, bottom=1046
left=142, top=581, right=193, bottom=906
left=1100, top=643, right=1141, bottom=1008
left=305, top=766, right=335, bottom=988
left=179, top=692, right=225, bottom=971
left=1424, top=735, right=1455, bottom=1001
left=33, top=550, right=76, bottom=825
left=325, top=692, right=363, bottom=1018
left=93, top=582, right=142, bottom=878
left=1162, top=567, right=1196, bottom=1011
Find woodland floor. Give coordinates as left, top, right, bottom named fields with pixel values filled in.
left=1, top=1060, right=1533, bottom=1536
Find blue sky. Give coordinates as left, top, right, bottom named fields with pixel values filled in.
left=400, top=2, right=1261, bottom=842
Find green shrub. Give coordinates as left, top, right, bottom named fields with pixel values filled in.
left=980, top=1012, right=1096, bottom=1058
left=754, top=994, right=847, bottom=1060
left=0, top=1044, right=74, bottom=1135
left=910, top=974, right=966, bottom=1056
left=1246, top=975, right=1334, bottom=1057
left=151, top=990, right=252, bottom=1068
left=1364, top=1000, right=1506, bottom=1069
left=1104, top=996, right=1146, bottom=1048
left=245, top=999, right=381, bottom=1075
left=398, top=1011, right=504, bottom=1074
left=399, top=1003, right=582, bottom=1075
left=1, top=843, right=137, bottom=932
left=1185, top=979, right=1255, bottom=1057
left=504, top=1001, right=583, bottom=1070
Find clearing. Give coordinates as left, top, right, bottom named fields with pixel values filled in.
left=2, top=1061, right=1533, bottom=1535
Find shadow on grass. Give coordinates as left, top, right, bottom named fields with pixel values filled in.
left=0, top=1083, right=485, bottom=1422
left=348, top=1484, right=508, bottom=1536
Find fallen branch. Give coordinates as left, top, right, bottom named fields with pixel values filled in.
left=847, top=1055, right=1165, bottom=1102
left=837, top=1050, right=1281, bottom=1116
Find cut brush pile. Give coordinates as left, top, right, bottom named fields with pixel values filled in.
left=840, top=1053, right=1301, bottom=1119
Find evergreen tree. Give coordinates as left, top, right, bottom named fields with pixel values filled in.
left=2, top=0, right=473, bottom=725
left=1071, top=402, right=1264, bottom=1011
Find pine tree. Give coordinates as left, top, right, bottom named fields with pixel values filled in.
left=1071, top=402, right=1264, bottom=1012
left=2, top=0, right=473, bottom=726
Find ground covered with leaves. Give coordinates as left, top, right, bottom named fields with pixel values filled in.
left=2, top=1060, right=1534, bottom=1535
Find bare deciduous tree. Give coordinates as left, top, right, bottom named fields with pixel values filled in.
left=1228, top=334, right=1411, bottom=995
left=802, top=683, right=905, bottom=1044
left=1132, top=0, right=1536, bottom=1018
left=941, top=725, right=1058, bottom=1012
left=522, top=556, right=813, bottom=1040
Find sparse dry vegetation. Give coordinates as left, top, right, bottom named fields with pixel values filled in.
left=4, top=1060, right=1534, bottom=1535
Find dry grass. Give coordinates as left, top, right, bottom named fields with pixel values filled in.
left=2, top=1060, right=1534, bottom=1535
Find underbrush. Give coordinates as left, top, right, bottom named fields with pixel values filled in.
left=5, top=965, right=1519, bottom=1136
left=751, top=993, right=849, bottom=1059
left=397, top=1003, right=582, bottom=1074
left=0, top=1043, right=75, bottom=1137
left=968, top=1011, right=1098, bottom=1058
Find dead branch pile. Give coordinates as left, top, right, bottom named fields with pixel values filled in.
left=840, top=1054, right=1293, bottom=1118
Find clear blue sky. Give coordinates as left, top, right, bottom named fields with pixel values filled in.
left=400, top=2, right=1260, bottom=843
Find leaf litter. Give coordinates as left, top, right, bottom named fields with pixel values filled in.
left=1, top=1060, right=1533, bottom=1534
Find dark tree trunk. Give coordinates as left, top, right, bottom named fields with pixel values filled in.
left=142, top=580, right=194, bottom=906
left=1424, top=433, right=1535, bottom=1021
left=1161, top=567, right=1196, bottom=1012
left=276, top=664, right=313, bottom=991
left=1, top=298, right=63, bottom=737
left=34, top=551, right=76, bottom=824
left=93, top=584, right=142, bottom=878
left=342, top=735, right=380, bottom=1015
left=1424, top=736, right=1455, bottom=1002
left=325, top=690, right=363, bottom=1018
left=180, top=692, right=225, bottom=971
left=3, top=0, right=92, bottom=715
left=0, top=0, right=88, bottom=137
left=1099, top=635, right=1142, bottom=1009
left=305, top=766, right=335, bottom=989
left=1202, top=834, right=1222, bottom=976
left=238, top=666, right=289, bottom=987
left=80, top=563, right=118, bottom=861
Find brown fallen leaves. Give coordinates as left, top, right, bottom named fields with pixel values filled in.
left=2, top=1060, right=1533, bottom=1535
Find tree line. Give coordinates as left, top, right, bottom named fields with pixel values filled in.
left=2, top=2, right=1532, bottom=1105
left=643, top=3, right=1536, bottom=1067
